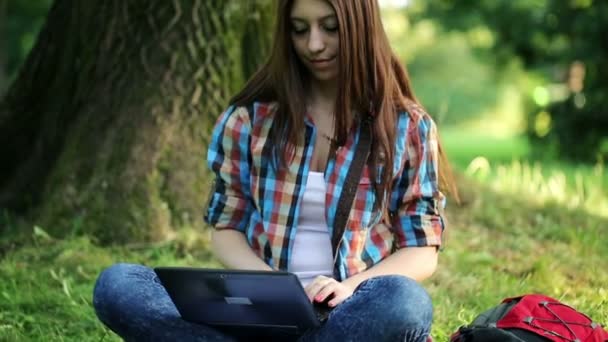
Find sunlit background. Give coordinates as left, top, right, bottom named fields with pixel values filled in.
left=378, top=0, right=606, bottom=218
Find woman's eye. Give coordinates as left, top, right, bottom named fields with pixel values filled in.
left=291, top=26, right=308, bottom=35
left=324, top=25, right=338, bottom=33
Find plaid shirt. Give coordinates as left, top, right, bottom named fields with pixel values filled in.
left=204, top=102, right=445, bottom=280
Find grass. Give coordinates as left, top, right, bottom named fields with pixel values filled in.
left=430, top=177, right=608, bottom=340
left=441, top=128, right=531, bottom=170
left=431, top=129, right=608, bottom=339
left=0, top=226, right=222, bottom=341
left=443, top=128, right=607, bottom=218
left=1, top=133, right=607, bottom=341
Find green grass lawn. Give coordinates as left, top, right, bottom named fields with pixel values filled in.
left=441, top=129, right=531, bottom=170
left=442, top=128, right=607, bottom=189
left=1, top=131, right=607, bottom=341
left=0, top=228, right=223, bottom=341
left=443, top=129, right=607, bottom=218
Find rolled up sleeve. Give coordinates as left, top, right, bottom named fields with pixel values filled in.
left=390, top=113, right=445, bottom=248
left=204, top=106, right=253, bottom=232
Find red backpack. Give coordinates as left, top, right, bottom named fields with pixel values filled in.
left=450, top=294, right=608, bottom=342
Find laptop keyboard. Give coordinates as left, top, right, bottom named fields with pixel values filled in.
left=313, top=306, right=332, bottom=322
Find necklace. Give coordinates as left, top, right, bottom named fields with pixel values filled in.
left=319, top=131, right=338, bottom=145
left=306, top=104, right=337, bottom=145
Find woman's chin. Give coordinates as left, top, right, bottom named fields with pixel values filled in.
left=310, top=70, right=339, bottom=84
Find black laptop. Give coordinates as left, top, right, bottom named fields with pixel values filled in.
left=154, top=267, right=331, bottom=339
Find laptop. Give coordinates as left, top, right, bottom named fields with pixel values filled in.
left=154, top=267, right=332, bottom=339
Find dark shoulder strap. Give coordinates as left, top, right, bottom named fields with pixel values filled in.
left=331, top=115, right=373, bottom=256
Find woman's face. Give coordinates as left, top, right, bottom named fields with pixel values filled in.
left=289, top=0, right=340, bottom=84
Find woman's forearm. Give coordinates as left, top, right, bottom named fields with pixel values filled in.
left=342, top=246, right=438, bottom=291
left=211, top=229, right=273, bottom=271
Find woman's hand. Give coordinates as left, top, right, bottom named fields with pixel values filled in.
left=304, top=275, right=355, bottom=307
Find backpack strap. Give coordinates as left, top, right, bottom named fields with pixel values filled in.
left=331, top=114, right=372, bottom=257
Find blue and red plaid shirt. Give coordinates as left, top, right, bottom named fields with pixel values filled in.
left=204, top=102, right=445, bottom=280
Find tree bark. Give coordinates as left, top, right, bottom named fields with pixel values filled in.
left=0, top=0, right=272, bottom=243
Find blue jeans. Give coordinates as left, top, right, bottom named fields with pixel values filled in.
left=93, top=263, right=433, bottom=341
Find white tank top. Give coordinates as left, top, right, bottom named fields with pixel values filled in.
left=289, top=171, right=335, bottom=287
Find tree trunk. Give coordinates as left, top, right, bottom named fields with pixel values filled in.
left=240, top=1, right=275, bottom=79
left=0, top=0, right=272, bottom=243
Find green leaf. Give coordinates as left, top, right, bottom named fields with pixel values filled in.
left=33, top=226, right=53, bottom=241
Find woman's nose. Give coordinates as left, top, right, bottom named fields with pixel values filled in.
left=307, top=27, right=326, bottom=54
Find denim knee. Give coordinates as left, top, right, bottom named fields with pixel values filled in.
left=93, top=263, right=147, bottom=324
left=370, top=275, right=433, bottom=331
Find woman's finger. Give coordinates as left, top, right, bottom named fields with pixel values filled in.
left=327, top=291, right=351, bottom=307
left=304, top=276, right=333, bottom=301
left=313, top=281, right=338, bottom=303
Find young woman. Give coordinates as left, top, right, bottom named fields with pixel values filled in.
left=93, top=0, right=457, bottom=341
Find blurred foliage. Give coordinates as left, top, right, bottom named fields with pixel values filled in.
left=418, top=0, right=608, bottom=163
left=383, top=10, right=505, bottom=127
left=2, top=0, right=53, bottom=86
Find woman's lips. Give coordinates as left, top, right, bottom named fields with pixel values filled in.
left=309, top=56, right=336, bottom=69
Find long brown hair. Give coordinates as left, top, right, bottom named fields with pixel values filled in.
left=230, top=0, right=458, bottom=212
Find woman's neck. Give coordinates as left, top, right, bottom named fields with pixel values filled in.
left=308, top=78, right=338, bottom=110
